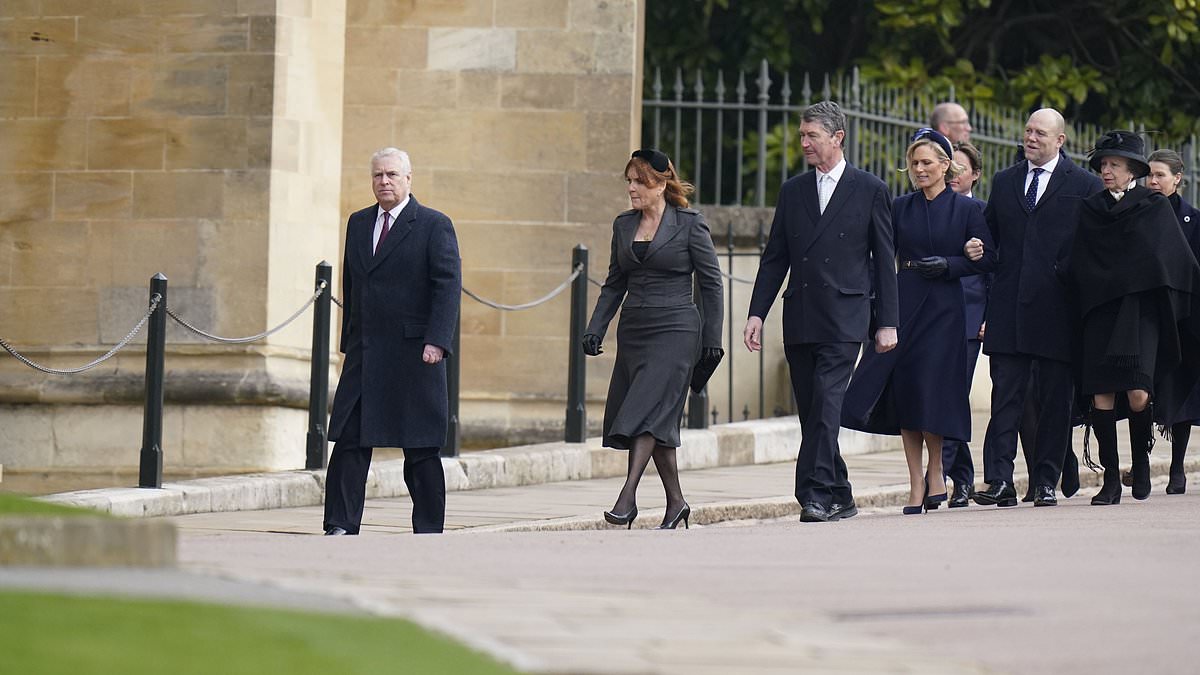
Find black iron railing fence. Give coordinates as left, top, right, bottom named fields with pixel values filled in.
left=644, top=62, right=1200, bottom=206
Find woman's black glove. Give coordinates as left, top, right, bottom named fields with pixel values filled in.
left=581, top=333, right=603, bottom=356
left=700, top=347, right=725, bottom=366
left=914, top=256, right=949, bottom=279
left=690, top=347, right=725, bottom=393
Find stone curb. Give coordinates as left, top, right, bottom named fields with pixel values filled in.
left=39, top=418, right=894, bottom=518
left=0, top=516, right=176, bottom=567
left=463, top=456, right=1200, bottom=533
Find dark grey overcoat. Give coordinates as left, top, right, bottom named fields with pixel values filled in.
left=328, top=196, right=462, bottom=448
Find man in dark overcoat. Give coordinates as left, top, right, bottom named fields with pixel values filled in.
left=323, top=147, right=462, bottom=535
left=745, top=101, right=899, bottom=523
left=971, top=108, right=1101, bottom=508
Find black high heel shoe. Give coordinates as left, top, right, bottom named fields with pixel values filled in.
left=604, top=506, right=638, bottom=529
left=658, top=504, right=691, bottom=530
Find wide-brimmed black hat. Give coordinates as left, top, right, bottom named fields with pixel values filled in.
left=1088, top=130, right=1150, bottom=178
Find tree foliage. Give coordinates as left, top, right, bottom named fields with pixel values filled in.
left=645, top=0, right=1200, bottom=137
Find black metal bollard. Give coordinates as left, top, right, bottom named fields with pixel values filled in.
left=687, top=276, right=709, bottom=429
left=306, top=261, right=332, bottom=470
left=440, top=307, right=461, bottom=457
left=139, top=273, right=167, bottom=489
left=565, top=245, right=588, bottom=442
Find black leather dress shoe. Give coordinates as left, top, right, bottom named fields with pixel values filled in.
left=829, top=502, right=858, bottom=521
left=800, top=503, right=831, bottom=522
left=1021, top=487, right=1035, bottom=503
left=948, top=483, right=971, bottom=508
left=1033, top=485, right=1058, bottom=507
left=972, top=481, right=1018, bottom=507
left=324, top=526, right=348, bottom=536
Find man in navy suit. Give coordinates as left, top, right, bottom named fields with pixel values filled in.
left=970, top=109, right=1102, bottom=508
left=323, top=147, right=462, bottom=535
left=745, top=101, right=899, bottom=523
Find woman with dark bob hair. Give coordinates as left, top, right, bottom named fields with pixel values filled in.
left=1144, top=148, right=1200, bottom=494
left=1068, top=132, right=1200, bottom=505
left=582, top=149, right=724, bottom=529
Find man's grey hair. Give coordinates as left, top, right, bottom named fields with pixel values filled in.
left=802, top=101, right=846, bottom=141
left=370, top=147, right=411, bottom=173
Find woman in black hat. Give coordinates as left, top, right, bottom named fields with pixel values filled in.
left=1145, top=148, right=1200, bottom=494
left=1068, top=132, right=1200, bottom=505
left=582, top=149, right=724, bottom=529
left=841, top=128, right=996, bottom=514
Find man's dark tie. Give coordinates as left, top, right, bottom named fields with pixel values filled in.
left=374, top=212, right=390, bottom=255
left=1025, top=167, right=1044, bottom=211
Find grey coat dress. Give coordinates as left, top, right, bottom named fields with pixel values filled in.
left=586, top=205, right=724, bottom=449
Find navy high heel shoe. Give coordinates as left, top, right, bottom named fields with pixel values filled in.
left=923, top=472, right=948, bottom=509
left=658, top=504, right=691, bottom=529
left=903, top=479, right=928, bottom=515
left=604, top=506, right=638, bottom=529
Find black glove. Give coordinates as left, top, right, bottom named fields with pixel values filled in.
left=690, top=347, right=725, bottom=393
left=700, top=347, right=725, bottom=366
left=914, top=256, right=948, bottom=279
left=581, top=333, right=603, bottom=356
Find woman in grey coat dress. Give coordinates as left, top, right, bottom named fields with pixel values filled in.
left=582, top=149, right=724, bottom=529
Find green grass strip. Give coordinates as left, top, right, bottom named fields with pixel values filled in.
left=0, top=590, right=521, bottom=675
left=0, top=492, right=108, bottom=517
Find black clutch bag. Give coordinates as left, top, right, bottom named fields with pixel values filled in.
left=690, top=349, right=724, bottom=393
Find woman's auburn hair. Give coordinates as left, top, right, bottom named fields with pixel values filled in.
left=625, top=156, right=695, bottom=208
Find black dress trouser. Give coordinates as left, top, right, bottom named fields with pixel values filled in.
left=981, top=353, right=1073, bottom=489
left=785, top=342, right=859, bottom=508
left=323, top=401, right=446, bottom=534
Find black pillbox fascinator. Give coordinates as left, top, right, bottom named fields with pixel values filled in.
left=909, top=127, right=954, bottom=161
left=631, top=148, right=671, bottom=173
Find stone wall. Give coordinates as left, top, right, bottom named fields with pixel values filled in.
left=338, top=0, right=641, bottom=446
left=0, top=1, right=345, bottom=473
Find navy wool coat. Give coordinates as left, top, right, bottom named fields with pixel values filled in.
left=842, top=189, right=996, bottom=440
left=983, top=158, right=1102, bottom=362
left=748, top=163, right=899, bottom=343
left=961, top=196, right=991, bottom=341
left=328, top=197, right=462, bottom=448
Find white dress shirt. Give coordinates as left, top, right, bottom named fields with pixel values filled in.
left=374, top=196, right=409, bottom=251
left=816, top=157, right=847, bottom=214
left=1024, top=153, right=1060, bottom=206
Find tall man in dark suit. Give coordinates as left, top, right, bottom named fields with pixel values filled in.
left=323, top=147, right=462, bottom=535
left=745, top=101, right=899, bottom=523
left=971, top=109, right=1102, bottom=508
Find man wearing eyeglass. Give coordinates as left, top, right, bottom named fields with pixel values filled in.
left=931, top=102, right=972, bottom=144
left=744, top=101, right=899, bottom=523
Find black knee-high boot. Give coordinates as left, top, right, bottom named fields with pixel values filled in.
left=1129, top=407, right=1153, bottom=500
left=1091, top=408, right=1122, bottom=506
left=1168, top=421, right=1189, bottom=494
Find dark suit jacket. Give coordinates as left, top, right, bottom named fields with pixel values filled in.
left=748, top=163, right=898, bottom=343
left=961, top=196, right=990, bottom=340
left=983, top=158, right=1102, bottom=362
left=329, top=196, right=462, bottom=448
left=1173, top=195, right=1200, bottom=263
left=586, top=205, right=723, bottom=348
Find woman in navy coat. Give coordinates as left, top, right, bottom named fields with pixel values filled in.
left=842, top=129, right=996, bottom=513
left=1146, top=148, right=1200, bottom=494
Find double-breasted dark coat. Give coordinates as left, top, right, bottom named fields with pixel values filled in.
left=748, top=164, right=899, bottom=340
left=328, top=196, right=462, bottom=449
left=983, top=158, right=1102, bottom=362
left=842, top=189, right=996, bottom=440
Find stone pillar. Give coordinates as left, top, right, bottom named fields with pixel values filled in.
left=0, top=2, right=345, bottom=476
left=340, top=0, right=641, bottom=446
